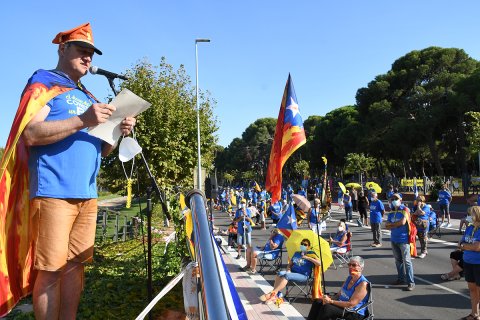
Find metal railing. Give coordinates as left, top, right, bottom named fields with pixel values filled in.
left=96, top=208, right=135, bottom=242
left=185, top=189, right=229, bottom=320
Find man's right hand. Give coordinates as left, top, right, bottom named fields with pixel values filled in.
left=80, top=103, right=116, bottom=127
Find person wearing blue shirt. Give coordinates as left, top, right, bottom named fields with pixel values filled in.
left=22, top=23, right=137, bottom=320
left=298, top=187, right=307, bottom=198
left=287, top=184, right=294, bottom=201
left=247, top=229, right=284, bottom=273
left=459, top=206, right=480, bottom=320
left=343, top=191, right=353, bottom=221
left=234, top=199, right=254, bottom=259
left=438, top=184, right=452, bottom=227
left=386, top=193, right=415, bottom=291
left=307, top=256, right=369, bottom=320
left=309, top=199, right=321, bottom=232
left=413, top=196, right=431, bottom=258
left=337, top=189, right=344, bottom=209
left=268, top=201, right=283, bottom=224
left=260, top=239, right=321, bottom=303
left=369, top=191, right=385, bottom=247
left=281, top=188, right=287, bottom=200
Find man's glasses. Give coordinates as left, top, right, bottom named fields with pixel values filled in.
left=301, top=242, right=309, bottom=246
left=348, top=263, right=359, bottom=267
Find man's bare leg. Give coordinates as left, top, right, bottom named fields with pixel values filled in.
left=59, top=261, right=84, bottom=319
left=33, top=270, right=61, bottom=320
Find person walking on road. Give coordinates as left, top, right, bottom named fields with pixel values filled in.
left=343, top=191, right=353, bottom=222
left=357, top=190, right=369, bottom=226
left=351, top=188, right=358, bottom=212
left=438, top=183, right=453, bottom=227
left=369, top=191, right=385, bottom=247
left=459, top=206, right=480, bottom=320
left=385, top=193, right=415, bottom=291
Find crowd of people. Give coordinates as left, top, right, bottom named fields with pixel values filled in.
left=216, top=180, right=480, bottom=320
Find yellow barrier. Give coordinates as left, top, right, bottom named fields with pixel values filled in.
left=400, top=178, right=424, bottom=187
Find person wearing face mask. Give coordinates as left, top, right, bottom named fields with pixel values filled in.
left=459, top=206, right=480, bottom=320
left=330, top=222, right=348, bottom=254
left=259, top=238, right=321, bottom=303
left=369, top=191, right=385, bottom=247
left=385, top=193, right=415, bottom=291
left=307, top=256, right=369, bottom=320
left=234, top=199, right=254, bottom=259
left=413, top=196, right=431, bottom=259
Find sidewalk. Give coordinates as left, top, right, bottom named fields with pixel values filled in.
left=220, top=244, right=305, bottom=320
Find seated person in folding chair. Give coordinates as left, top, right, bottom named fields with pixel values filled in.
left=259, top=238, right=321, bottom=303
left=330, top=221, right=349, bottom=254
left=244, top=228, right=284, bottom=273
left=307, top=256, right=370, bottom=320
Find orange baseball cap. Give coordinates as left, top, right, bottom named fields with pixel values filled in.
left=52, top=22, right=102, bottom=55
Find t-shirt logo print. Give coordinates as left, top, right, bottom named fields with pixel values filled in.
left=65, top=93, right=92, bottom=115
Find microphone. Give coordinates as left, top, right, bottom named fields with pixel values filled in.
left=89, top=66, right=128, bottom=80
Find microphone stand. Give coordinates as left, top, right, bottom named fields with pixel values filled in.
left=107, top=76, right=119, bottom=96
left=105, top=76, right=170, bottom=320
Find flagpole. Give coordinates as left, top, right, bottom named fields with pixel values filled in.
left=316, top=157, right=329, bottom=294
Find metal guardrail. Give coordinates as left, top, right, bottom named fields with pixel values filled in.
left=96, top=208, right=135, bottom=242
left=185, top=189, right=229, bottom=320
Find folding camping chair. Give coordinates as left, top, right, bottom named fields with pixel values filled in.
left=257, top=247, right=283, bottom=275
left=336, top=281, right=374, bottom=320
left=285, top=273, right=314, bottom=303
left=332, top=231, right=353, bottom=269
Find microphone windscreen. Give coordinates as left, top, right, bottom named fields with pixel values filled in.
left=89, top=66, right=99, bottom=74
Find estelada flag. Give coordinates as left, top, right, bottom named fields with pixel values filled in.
left=276, top=204, right=298, bottom=238
left=0, top=70, right=96, bottom=316
left=265, top=74, right=306, bottom=203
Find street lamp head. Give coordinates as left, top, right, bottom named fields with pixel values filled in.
left=196, top=38, right=211, bottom=43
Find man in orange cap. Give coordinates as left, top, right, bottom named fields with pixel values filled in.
left=0, top=23, right=135, bottom=319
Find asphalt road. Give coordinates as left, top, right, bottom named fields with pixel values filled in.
left=213, top=205, right=472, bottom=320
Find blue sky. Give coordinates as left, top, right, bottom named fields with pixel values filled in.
left=2, top=1, right=480, bottom=148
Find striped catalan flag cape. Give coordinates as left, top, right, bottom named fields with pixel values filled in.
left=0, top=70, right=95, bottom=316
left=265, top=74, right=306, bottom=204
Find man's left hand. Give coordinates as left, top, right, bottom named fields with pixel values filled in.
left=120, top=117, right=136, bottom=135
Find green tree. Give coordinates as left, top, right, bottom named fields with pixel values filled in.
left=100, top=58, right=218, bottom=218
left=293, top=160, right=310, bottom=181
left=344, top=153, right=376, bottom=184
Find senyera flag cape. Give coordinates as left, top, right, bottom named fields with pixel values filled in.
left=0, top=69, right=96, bottom=316
left=265, top=74, right=306, bottom=203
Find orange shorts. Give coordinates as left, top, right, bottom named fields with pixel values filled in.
left=31, top=197, right=98, bottom=271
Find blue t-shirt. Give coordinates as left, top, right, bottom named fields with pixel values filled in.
left=388, top=206, right=409, bottom=243
left=309, top=208, right=319, bottom=224
left=264, top=234, right=284, bottom=258
left=235, top=208, right=252, bottom=235
left=28, top=89, right=102, bottom=199
left=386, top=190, right=394, bottom=200
left=438, top=190, right=451, bottom=205
left=416, top=204, right=431, bottom=220
left=369, top=199, right=385, bottom=224
left=269, top=202, right=282, bottom=221
left=462, top=225, right=480, bottom=264
left=298, top=190, right=307, bottom=197
left=343, top=195, right=352, bottom=208
left=339, top=275, right=369, bottom=316
left=291, top=251, right=315, bottom=277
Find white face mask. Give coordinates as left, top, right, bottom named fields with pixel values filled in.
left=119, top=137, right=142, bottom=162
left=392, top=200, right=401, bottom=208
left=338, top=226, right=344, bottom=232
left=239, top=204, right=244, bottom=209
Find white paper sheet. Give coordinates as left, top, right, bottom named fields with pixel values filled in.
left=88, top=89, right=151, bottom=145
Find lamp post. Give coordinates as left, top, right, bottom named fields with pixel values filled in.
left=195, top=38, right=210, bottom=190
